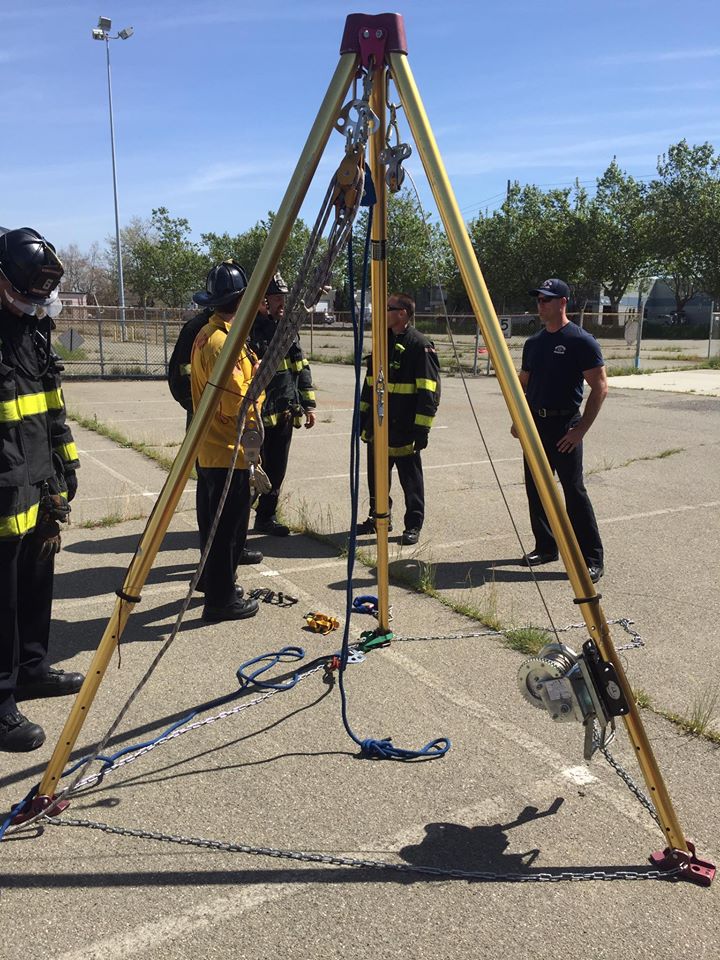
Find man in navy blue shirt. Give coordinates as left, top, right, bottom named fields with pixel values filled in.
left=512, top=278, right=608, bottom=582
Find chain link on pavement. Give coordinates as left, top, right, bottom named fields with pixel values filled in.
left=393, top=617, right=646, bottom=652
left=47, top=816, right=676, bottom=884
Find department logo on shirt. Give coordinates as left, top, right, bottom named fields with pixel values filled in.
left=554, top=345, right=566, bottom=355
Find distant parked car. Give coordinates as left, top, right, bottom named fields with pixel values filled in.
left=314, top=312, right=335, bottom=325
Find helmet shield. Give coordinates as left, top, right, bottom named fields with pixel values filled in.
left=0, top=228, right=64, bottom=305
left=266, top=272, right=289, bottom=296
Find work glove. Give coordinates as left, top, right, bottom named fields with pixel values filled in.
left=65, top=470, right=78, bottom=502
left=413, top=430, right=429, bottom=452
left=34, top=491, right=71, bottom=561
left=250, top=464, right=272, bottom=496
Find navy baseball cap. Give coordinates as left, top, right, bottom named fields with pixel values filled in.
left=529, top=278, right=570, bottom=299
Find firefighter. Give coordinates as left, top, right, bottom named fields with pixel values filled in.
left=249, top=273, right=316, bottom=536
left=357, top=293, right=441, bottom=546
left=0, top=227, right=83, bottom=753
left=190, top=260, right=264, bottom=622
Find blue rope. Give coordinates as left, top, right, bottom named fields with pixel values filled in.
left=1, top=646, right=322, bottom=834
left=339, top=185, right=450, bottom=762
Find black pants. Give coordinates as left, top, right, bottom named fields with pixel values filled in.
left=0, top=534, right=55, bottom=715
left=196, top=467, right=251, bottom=607
left=366, top=444, right=425, bottom=531
left=523, top=414, right=603, bottom=566
left=256, top=416, right=294, bottom=521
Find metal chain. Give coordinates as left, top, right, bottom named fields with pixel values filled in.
left=46, top=817, right=676, bottom=883
left=598, top=742, right=660, bottom=824
left=393, top=618, right=646, bottom=652
left=69, top=663, right=329, bottom=794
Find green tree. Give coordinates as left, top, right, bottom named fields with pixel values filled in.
left=202, top=213, right=314, bottom=288
left=582, top=161, right=650, bottom=315
left=647, top=140, right=720, bottom=314
left=120, top=208, right=208, bottom=307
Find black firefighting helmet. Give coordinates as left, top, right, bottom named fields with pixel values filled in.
left=0, top=227, right=64, bottom=304
left=193, top=259, right=248, bottom=307
left=266, top=272, right=289, bottom=296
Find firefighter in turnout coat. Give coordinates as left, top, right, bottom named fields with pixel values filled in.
left=249, top=273, right=316, bottom=537
left=0, top=228, right=83, bottom=753
left=357, top=293, right=441, bottom=546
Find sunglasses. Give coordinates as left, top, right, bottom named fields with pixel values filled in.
left=536, top=295, right=555, bottom=303
left=387, top=305, right=403, bottom=311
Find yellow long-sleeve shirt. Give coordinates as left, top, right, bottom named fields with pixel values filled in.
left=190, top=314, right=263, bottom=469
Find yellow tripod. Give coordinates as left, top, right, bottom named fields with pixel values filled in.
left=28, top=12, right=713, bottom=884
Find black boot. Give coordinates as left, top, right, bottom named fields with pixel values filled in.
left=0, top=711, right=46, bottom=752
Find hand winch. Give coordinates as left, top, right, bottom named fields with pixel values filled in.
left=517, top=639, right=630, bottom=760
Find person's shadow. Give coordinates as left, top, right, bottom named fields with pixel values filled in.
left=399, top=800, right=564, bottom=876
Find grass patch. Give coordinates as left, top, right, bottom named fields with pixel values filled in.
left=503, top=626, right=549, bottom=656
left=55, top=344, right=88, bottom=361
left=633, top=687, right=653, bottom=709
left=68, top=409, right=181, bottom=475
left=78, top=511, right=146, bottom=529
left=588, top=447, right=683, bottom=475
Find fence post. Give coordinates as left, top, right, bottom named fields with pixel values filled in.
left=473, top=325, right=479, bottom=376
left=143, top=305, right=149, bottom=374
left=162, top=310, right=169, bottom=374
left=98, top=317, right=105, bottom=377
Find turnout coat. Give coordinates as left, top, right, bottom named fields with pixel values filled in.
left=0, top=309, right=79, bottom=539
left=359, top=324, right=441, bottom=456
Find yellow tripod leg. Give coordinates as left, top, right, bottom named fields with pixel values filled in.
left=368, top=67, right=391, bottom=635
left=36, top=52, right=359, bottom=804
left=389, top=49, right=689, bottom=855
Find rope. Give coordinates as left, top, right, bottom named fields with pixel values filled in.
left=336, top=205, right=449, bottom=762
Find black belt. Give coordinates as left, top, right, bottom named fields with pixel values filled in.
left=533, top=407, right=578, bottom=418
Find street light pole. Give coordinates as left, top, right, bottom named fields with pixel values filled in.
left=92, top=17, right=133, bottom=340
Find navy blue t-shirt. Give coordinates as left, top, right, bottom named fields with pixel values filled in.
left=521, top=322, right=604, bottom=411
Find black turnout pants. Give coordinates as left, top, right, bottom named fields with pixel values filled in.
left=196, top=466, right=251, bottom=607
left=366, top=443, right=425, bottom=531
left=0, top=533, right=55, bottom=715
left=256, top=416, right=294, bottom=522
left=523, top=414, right=603, bottom=567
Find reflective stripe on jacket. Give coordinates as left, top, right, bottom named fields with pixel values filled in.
left=359, top=324, right=440, bottom=453
left=248, top=315, right=315, bottom=427
left=0, top=309, right=79, bottom=539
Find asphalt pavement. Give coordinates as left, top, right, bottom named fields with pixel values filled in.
left=2, top=365, right=719, bottom=960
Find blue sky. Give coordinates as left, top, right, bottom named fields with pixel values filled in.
left=2, top=0, right=719, bottom=253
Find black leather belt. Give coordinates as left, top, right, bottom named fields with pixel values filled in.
left=534, top=408, right=578, bottom=418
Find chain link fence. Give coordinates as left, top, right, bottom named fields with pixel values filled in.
left=52, top=306, right=716, bottom=378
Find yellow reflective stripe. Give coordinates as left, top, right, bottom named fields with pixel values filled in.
left=389, top=442, right=415, bottom=457
left=55, top=441, right=79, bottom=463
left=45, top=387, right=64, bottom=410
left=415, top=415, right=434, bottom=428
left=291, top=360, right=305, bottom=372
left=301, top=390, right=315, bottom=402
left=263, top=413, right=280, bottom=426
left=0, top=398, right=22, bottom=423
left=180, top=363, right=192, bottom=376
left=416, top=378, right=437, bottom=392
left=359, top=401, right=370, bottom=412
left=366, top=376, right=374, bottom=385
left=0, top=502, right=39, bottom=538
left=278, top=359, right=291, bottom=371
left=388, top=383, right=415, bottom=394
left=18, top=392, right=49, bottom=417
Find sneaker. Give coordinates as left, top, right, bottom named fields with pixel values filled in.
left=15, top=668, right=84, bottom=702
left=401, top=527, right=420, bottom=546
left=202, top=596, right=260, bottom=622
left=237, top=548, right=263, bottom=565
left=0, top=711, right=46, bottom=752
left=587, top=564, right=605, bottom=584
left=254, top=516, right=290, bottom=537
